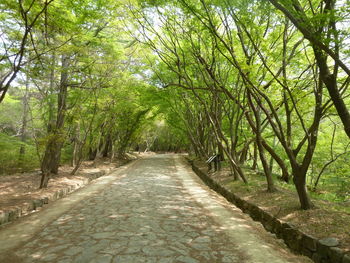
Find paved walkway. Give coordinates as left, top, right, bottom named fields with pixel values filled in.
left=0, top=155, right=310, bottom=263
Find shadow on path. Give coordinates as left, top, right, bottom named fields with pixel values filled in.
left=0, top=154, right=310, bottom=263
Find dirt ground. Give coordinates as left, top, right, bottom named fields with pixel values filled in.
left=0, top=157, right=134, bottom=223
left=194, top=160, right=350, bottom=253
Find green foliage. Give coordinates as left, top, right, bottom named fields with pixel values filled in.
left=0, top=94, right=22, bottom=133
left=0, top=0, right=349, bottom=209
left=130, top=0, right=350, bottom=210
left=0, top=133, right=39, bottom=174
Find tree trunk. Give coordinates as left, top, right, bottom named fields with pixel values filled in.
left=51, top=54, right=69, bottom=173
left=88, top=147, right=97, bottom=160
left=72, top=138, right=78, bottom=167
left=239, top=141, right=250, bottom=165
left=248, top=91, right=276, bottom=192
left=231, top=166, right=239, bottom=180
left=293, top=168, right=314, bottom=210
left=268, top=0, right=350, bottom=138
left=71, top=122, right=81, bottom=167
left=40, top=172, right=50, bottom=189
left=257, top=140, right=276, bottom=192
left=40, top=140, right=57, bottom=188
left=102, top=135, right=112, bottom=158
left=110, top=143, right=115, bottom=161
left=262, top=140, right=290, bottom=182
left=234, top=162, right=247, bottom=183
left=40, top=54, right=69, bottom=188
left=18, top=75, right=29, bottom=165
left=313, top=47, right=350, bottom=138
left=252, top=142, right=258, bottom=170
left=268, top=137, right=276, bottom=175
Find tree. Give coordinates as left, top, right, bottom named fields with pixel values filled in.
left=0, top=0, right=54, bottom=102
left=267, top=0, right=350, bottom=139
left=134, top=0, right=339, bottom=209
left=37, top=0, right=138, bottom=187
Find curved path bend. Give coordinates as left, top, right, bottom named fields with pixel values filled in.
left=0, top=154, right=310, bottom=263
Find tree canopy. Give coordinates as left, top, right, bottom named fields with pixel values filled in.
left=0, top=0, right=349, bottom=210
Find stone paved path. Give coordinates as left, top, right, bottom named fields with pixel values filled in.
left=0, top=155, right=310, bottom=263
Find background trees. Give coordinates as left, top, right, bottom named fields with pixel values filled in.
left=0, top=0, right=170, bottom=188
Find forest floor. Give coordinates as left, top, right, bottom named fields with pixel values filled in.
left=192, top=160, right=350, bottom=253
left=0, top=153, right=140, bottom=224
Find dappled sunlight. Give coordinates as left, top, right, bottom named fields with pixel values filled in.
left=173, top=156, right=309, bottom=262
left=0, top=155, right=311, bottom=262
left=108, top=214, right=124, bottom=219
left=9, top=233, right=31, bottom=239
left=281, top=211, right=300, bottom=221
left=30, top=252, right=43, bottom=259
left=55, top=215, right=74, bottom=224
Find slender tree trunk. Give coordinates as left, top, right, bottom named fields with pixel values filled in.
left=239, top=141, right=250, bottom=165
left=88, top=147, right=97, bottom=160
left=233, top=158, right=247, bottom=183
left=262, top=140, right=290, bottom=182
left=40, top=53, right=56, bottom=189
left=95, top=134, right=104, bottom=159
left=110, top=143, right=115, bottom=161
left=40, top=142, right=56, bottom=188
left=51, top=54, right=69, bottom=174
left=72, top=139, right=78, bottom=167
left=71, top=122, right=80, bottom=167
left=252, top=142, right=258, bottom=170
left=102, top=135, right=111, bottom=158
left=231, top=166, right=239, bottom=180
left=268, top=137, right=277, bottom=175
left=18, top=75, right=30, bottom=165
left=257, top=139, right=276, bottom=192
left=71, top=149, right=84, bottom=175
left=248, top=91, right=276, bottom=192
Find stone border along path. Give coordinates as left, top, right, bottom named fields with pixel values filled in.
left=189, top=159, right=350, bottom=263
left=0, top=168, right=115, bottom=227
left=0, top=154, right=311, bottom=263
left=0, top=160, right=139, bottom=257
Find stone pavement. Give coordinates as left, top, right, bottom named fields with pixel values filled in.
left=0, top=154, right=310, bottom=263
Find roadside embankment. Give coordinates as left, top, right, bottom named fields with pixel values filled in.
left=188, top=159, right=350, bottom=263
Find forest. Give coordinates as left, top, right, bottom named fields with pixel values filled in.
left=0, top=0, right=350, bottom=211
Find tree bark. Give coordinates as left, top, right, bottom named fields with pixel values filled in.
left=262, top=140, right=290, bottom=182
left=248, top=91, right=276, bottom=192
left=293, top=167, right=314, bottom=210
left=252, top=142, right=258, bottom=170
left=18, top=74, right=30, bottom=165
left=40, top=54, right=69, bottom=188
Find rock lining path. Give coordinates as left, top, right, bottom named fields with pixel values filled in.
left=0, top=154, right=310, bottom=263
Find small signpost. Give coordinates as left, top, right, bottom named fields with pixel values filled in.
left=206, top=154, right=222, bottom=172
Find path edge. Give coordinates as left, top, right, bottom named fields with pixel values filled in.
left=0, top=160, right=135, bottom=227
left=187, top=158, right=350, bottom=263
